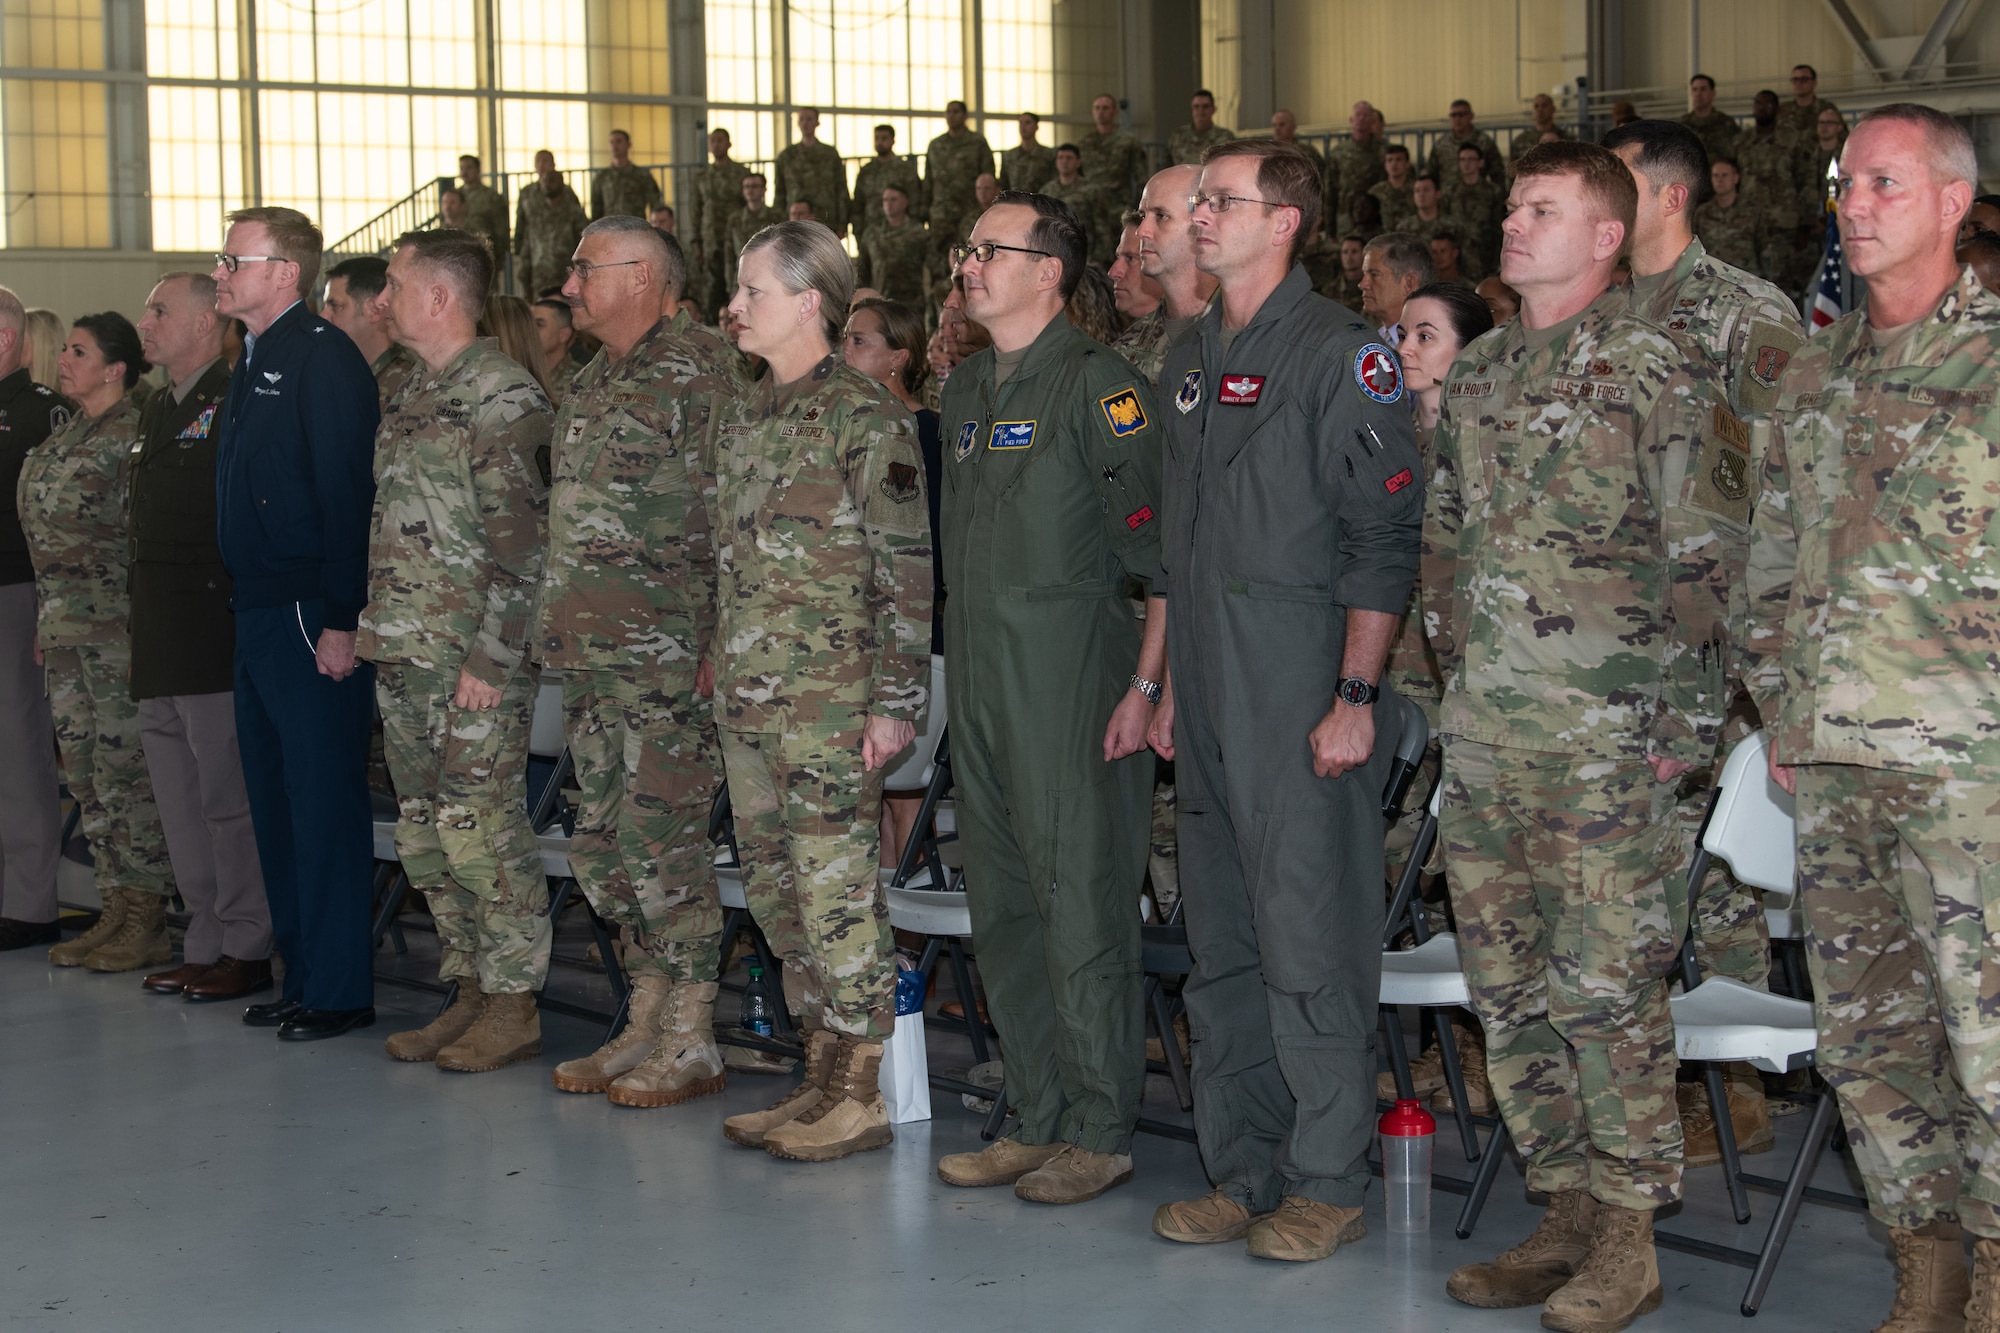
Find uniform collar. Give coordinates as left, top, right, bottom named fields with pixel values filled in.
left=1849, top=266, right=1999, bottom=370
left=973, top=313, right=1084, bottom=393
left=1198, top=263, right=1315, bottom=342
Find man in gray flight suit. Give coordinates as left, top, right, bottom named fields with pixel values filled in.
left=1148, top=139, right=1425, bottom=1262
left=931, top=192, right=1168, bottom=1207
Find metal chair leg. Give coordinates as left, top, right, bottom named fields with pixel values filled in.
left=1705, top=1063, right=1753, bottom=1225
left=581, top=898, right=629, bottom=1043
left=945, top=937, right=992, bottom=1066
left=1456, top=1119, right=1514, bottom=1239
left=1381, top=1008, right=1418, bottom=1100
left=1148, top=979, right=1192, bottom=1112
left=1739, top=1091, right=1841, bottom=1315
left=980, top=1080, right=1010, bottom=1141
left=370, top=867, right=411, bottom=949
left=1430, top=1008, right=1482, bottom=1162
left=436, top=978, right=459, bottom=1018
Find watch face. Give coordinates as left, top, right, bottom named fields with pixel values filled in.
left=1340, top=678, right=1374, bottom=706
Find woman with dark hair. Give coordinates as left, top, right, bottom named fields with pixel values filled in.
left=17, top=313, right=178, bottom=973
left=1398, top=282, right=1494, bottom=436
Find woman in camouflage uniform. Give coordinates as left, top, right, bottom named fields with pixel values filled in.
left=711, top=221, right=934, bottom=1163
left=18, top=313, right=176, bottom=974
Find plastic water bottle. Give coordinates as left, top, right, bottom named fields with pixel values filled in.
left=741, top=963, right=775, bottom=1038
left=1380, top=1098, right=1436, bottom=1233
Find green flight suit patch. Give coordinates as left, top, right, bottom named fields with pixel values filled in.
left=1099, top=387, right=1148, bottom=436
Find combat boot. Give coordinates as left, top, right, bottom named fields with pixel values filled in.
left=436, top=991, right=542, bottom=1072
left=938, top=1137, right=1067, bottom=1188
left=724, top=1029, right=841, bottom=1148
left=83, top=891, right=172, bottom=973
left=1244, top=1197, right=1367, bottom=1262
left=49, top=892, right=127, bottom=967
left=1378, top=1034, right=1453, bottom=1102
left=1678, top=1068, right=1775, bottom=1168
left=1872, top=1219, right=1968, bottom=1332
left=1153, top=1190, right=1274, bottom=1243
left=551, top=974, right=672, bottom=1093
left=384, top=986, right=484, bottom=1061
left=1447, top=1189, right=1600, bottom=1308
left=1015, top=1144, right=1135, bottom=1204
left=1432, top=1024, right=1496, bottom=1116
left=606, top=981, right=728, bottom=1108
left=1964, top=1235, right=1999, bottom=1333
left=762, top=1035, right=893, bottom=1162
left=1540, top=1201, right=1663, bottom=1333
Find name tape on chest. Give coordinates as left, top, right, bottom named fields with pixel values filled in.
left=1176, top=370, right=1202, bottom=415
left=989, top=420, right=1037, bottom=451
left=1099, top=387, right=1149, bottom=435
left=1448, top=379, right=1494, bottom=399
left=954, top=419, right=978, bottom=461
left=1218, top=375, right=1265, bottom=406
left=1354, top=344, right=1403, bottom=403
left=1548, top=376, right=1631, bottom=405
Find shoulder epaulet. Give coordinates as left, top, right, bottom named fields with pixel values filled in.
left=29, top=384, right=53, bottom=397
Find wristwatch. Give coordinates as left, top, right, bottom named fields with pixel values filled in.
left=1336, top=677, right=1380, bottom=707
left=1130, top=675, right=1163, bottom=705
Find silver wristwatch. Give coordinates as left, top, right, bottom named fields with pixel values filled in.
left=1130, top=675, right=1163, bottom=705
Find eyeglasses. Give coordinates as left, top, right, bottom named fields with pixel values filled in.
left=213, top=253, right=289, bottom=274
left=564, top=259, right=643, bottom=281
left=950, top=241, right=1052, bottom=267
left=1187, top=192, right=1297, bottom=215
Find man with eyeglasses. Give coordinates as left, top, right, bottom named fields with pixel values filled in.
left=929, top=192, right=1165, bottom=1208
left=535, top=217, right=744, bottom=1109
left=1778, top=65, right=1839, bottom=144
left=1145, top=139, right=1422, bottom=1264
left=211, top=206, right=381, bottom=1041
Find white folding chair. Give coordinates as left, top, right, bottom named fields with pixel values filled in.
left=1658, top=729, right=1852, bottom=1316
left=525, top=670, right=571, bottom=833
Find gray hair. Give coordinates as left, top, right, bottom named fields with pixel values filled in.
left=1364, top=232, right=1436, bottom=285
left=579, top=214, right=685, bottom=299
left=739, top=219, right=854, bottom=345
left=1856, top=102, right=1979, bottom=191
left=0, top=285, right=22, bottom=341
left=156, top=272, right=219, bottom=307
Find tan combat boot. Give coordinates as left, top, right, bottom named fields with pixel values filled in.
left=384, top=987, right=484, bottom=1062
left=1245, top=1197, right=1367, bottom=1262
left=551, top=974, right=673, bottom=1093
left=606, top=981, right=728, bottom=1108
left=762, top=1035, right=893, bottom=1162
left=1153, top=1190, right=1274, bottom=1244
left=1678, top=1067, right=1776, bottom=1168
left=1378, top=1034, right=1454, bottom=1102
left=83, top=891, right=172, bottom=973
left=49, top=891, right=128, bottom=967
left=1433, top=1024, right=1497, bottom=1116
left=1964, top=1235, right=1999, bottom=1333
left=938, top=1137, right=1068, bottom=1188
left=1447, top=1189, right=1600, bottom=1308
left=1540, top=1201, right=1663, bottom=1333
left=436, top=991, right=542, bottom=1072
left=1016, top=1144, right=1136, bottom=1205
left=1873, top=1219, right=1968, bottom=1333
left=725, top=1029, right=841, bottom=1147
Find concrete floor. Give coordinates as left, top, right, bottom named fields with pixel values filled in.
left=0, top=912, right=1901, bottom=1333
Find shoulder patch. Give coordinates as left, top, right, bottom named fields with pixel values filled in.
left=1175, top=369, right=1202, bottom=415
left=1689, top=404, right=1755, bottom=525
left=1354, top=344, right=1403, bottom=403
left=49, top=405, right=70, bottom=430
left=989, top=420, right=1036, bottom=451
left=1099, top=386, right=1148, bottom=436
left=953, top=419, right=978, bottom=461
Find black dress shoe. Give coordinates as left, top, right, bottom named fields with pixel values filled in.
left=244, top=997, right=305, bottom=1027
left=0, top=917, right=60, bottom=951
left=277, top=1007, right=377, bottom=1041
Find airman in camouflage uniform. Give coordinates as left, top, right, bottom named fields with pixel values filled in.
left=1078, top=94, right=1150, bottom=215
left=457, top=158, right=510, bottom=267
left=925, top=103, right=995, bottom=242
left=774, top=109, right=851, bottom=237
left=856, top=189, right=931, bottom=308
left=1774, top=68, right=1837, bottom=144
left=537, top=221, right=740, bottom=1106
left=687, top=130, right=751, bottom=316
left=1507, top=95, right=1573, bottom=174
left=725, top=176, right=778, bottom=295
left=1369, top=148, right=1418, bottom=234
left=1331, top=103, right=1388, bottom=233
left=1745, top=112, right=2000, bottom=1315
left=1734, top=98, right=1806, bottom=289
left=18, top=392, right=176, bottom=970
left=1681, top=112, right=1740, bottom=176
left=1044, top=149, right=1114, bottom=268
left=361, top=244, right=553, bottom=1074
left=592, top=131, right=664, bottom=220
left=1169, top=90, right=1233, bottom=166
left=1429, top=102, right=1505, bottom=189
left=1427, top=148, right=1746, bottom=1325
left=1694, top=173, right=1762, bottom=277
left=1444, top=151, right=1507, bottom=277
left=513, top=166, right=589, bottom=299
left=853, top=127, right=925, bottom=242
left=1001, top=112, right=1057, bottom=194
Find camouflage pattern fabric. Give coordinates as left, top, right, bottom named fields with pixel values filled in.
left=924, top=128, right=994, bottom=235
left=459, top=182, right=510, bottom=260
left=513, top=182, right=589, bottom=298
left=857, top=217, right=933, bottom=308
left=1777, top=97, right=1839, bottom=144
left=1792, top=761, right=2000, bottom=1237
left=1110, top=308, right=1171, bottom=386
left=1042, top=177, right=1115, bottom=267
left=1076, top=129, right=1149, bottom=213
left=1507, top=124, right=1573, bottom=171
left=592, top=163, right=663, bottom=220
left=371, top=343, right=422, bottom=415
left=1693, top=195, right=1764, bottom=290
left=1443, top=177, right=1506, bottom=277
left=1332, top=136, right=1387, bottom=230
left=377, top=662, right=551, bottom=992
left=725, top=204, right=779, bottom=294
left=1001, top=142, right=1057, bottom=194
left=1679, top=111, right=1741, bottom=174
left=18, top=396, right=137, bottom=647
left=1733, top=126, right=1807, bottom=289
left=1168, top=123, right=1235, bottom=167
left=1428, top=130, right=1504, bottom=189
left=1148, top=777, right=1178, bottom=920
left=852, top=153, right=925, bottom=241
left=774, top=140, right=850, bottom=234
left=1384, top=422, right=1444, bottom=734
left=687, top=157, right=750, bottom=312
left=1440, top=737, right=1688, bottom=1209
left=1368, top=179, right=1416, bottom=234
left=45, top=642, right=173, bottom=899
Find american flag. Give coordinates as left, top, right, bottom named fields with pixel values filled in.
left=1809, top=157, right=1844, bottom=329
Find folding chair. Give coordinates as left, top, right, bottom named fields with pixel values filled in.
left=524, top=671, right=572, bottom=834
left=1655, top=729, right=1857, bottom=1316
left=709, top=784, right=799, bottom=1050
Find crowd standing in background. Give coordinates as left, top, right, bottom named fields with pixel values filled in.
left=3, top=86, right=2000, bottom=1333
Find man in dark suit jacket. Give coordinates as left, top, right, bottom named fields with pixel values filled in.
left=212, top=207, right=380, bottom=1040
left=131, top=271, right=274, bottom=1003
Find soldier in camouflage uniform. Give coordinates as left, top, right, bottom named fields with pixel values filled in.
left=592, top=129, right=664, bottom=221
left=1078, top=93, right=1149, bottom=216
left=857, top=184, right=931, bottom=308
left=1270, top=109, right=1331, bottom=217
left=1429, top=101, right=1505, bottom=190
left=1369, top=145, right=1418, bottom=234
left=1507, top=94, right=1573, bottom=175
left=1444, top=145, right=1506, bottom=278
left=1776, top=65, right=1838, bottom=144
left=1168, top=89, right=1233, bottom=166
left=687, top=129, right=750, bottom=319
left=725, top=174, right=777, bottom=296
left=1001, top=111, right=1057, bottom=194
left=1042, top=145, right=1115, bottom=268
left=925, top=101, right=994, bottom=244
left=362, top=230, right=553, bottom=1073
left=1679, top=76, right=1739, bottom=174
left=1745, top=108, right=2000, bottom=1331
left=1734, top=93, right=1807, bottom=291
left=852, top=124, right=925, bottom=243
left=536, top=218, right=740, bottom=1109
left=774, top=108, right=851, bottom=238
left=1426, top=144, right=1743, bottom=1328
left=18, top=316, right=176, bottom=973
left=457, top=156, right=510, bottom=275
left=512, top=156, right=589, bottom=299
left=710, top=221, right=931, bottom=1164
left=1331, top=102, right=1388, bottom=234
left=1694, top=157, right=1761, bottom=276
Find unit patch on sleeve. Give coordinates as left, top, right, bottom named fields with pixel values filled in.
left=1354, top=344, right=1404, bottom=403
left=1175, top=369, right=1203, bottom=415
left=878, top=461, right=920, bottom=504
left=1099, top=387, right=1149, bottom=436
left=989, top=420, right=1037, bottom=451
left=954, top=419, right=979, bottom=461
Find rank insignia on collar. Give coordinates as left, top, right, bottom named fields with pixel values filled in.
left=1176, top=369, right=1202, bottom=414
left=1218, top=374, right=1265, bottom=405
left=989, top=420, right=1036, bottom=450
left=954, top=419, right=978, bottom=461
left=1354, top=344, right=1403, bottom=403
left=1099, top=387, right=1148, bottom=436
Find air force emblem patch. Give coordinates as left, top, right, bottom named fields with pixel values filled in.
left=954, top=419, right=978, bottom=461
left=1099, top=387, right=1148, bottom=436
left=989, top=420, right=1036, bottom=451
left=1175, top=370, right=1202, bottom=415
left=1354, top=344, right=1403, bottom=403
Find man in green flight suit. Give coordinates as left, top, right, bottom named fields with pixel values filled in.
left=930, top=191, right=1167, bottom=1208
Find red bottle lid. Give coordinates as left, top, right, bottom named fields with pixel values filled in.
left=1379, top=1098, right=1438, bottom=1137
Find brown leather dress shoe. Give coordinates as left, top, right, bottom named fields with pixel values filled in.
left=184, top=955, right=273, bottom=1002
left=143, top=961, right=213, bottom=995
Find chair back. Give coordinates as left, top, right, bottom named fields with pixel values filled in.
left=1381, top=690, right=1430, bottom=819
left=1703, top=730, right=1797, bottom=901
left=528, top=672, right=566, bottom=758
